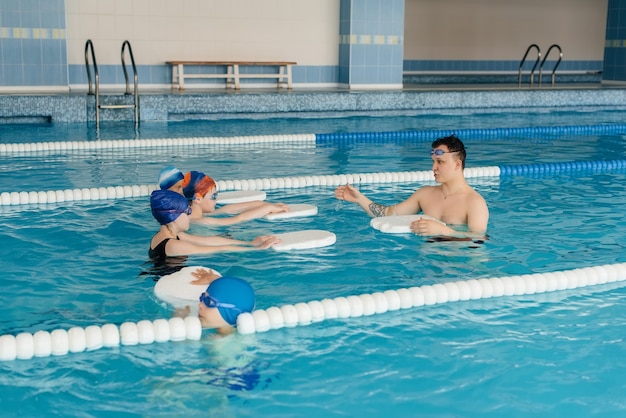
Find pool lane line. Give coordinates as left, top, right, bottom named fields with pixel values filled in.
left=315, top=123, right=626, bottom=142
left=0, top=316, right=203, bottom=362
left=1, top=123, right=626, bottom=154
left=236, top=262, right=626, bottom=334
left=1, top=159, right=626, bottom=206
left=0, top=134, right=316, bottom=153
left=1, top=263, right=624, bottom=360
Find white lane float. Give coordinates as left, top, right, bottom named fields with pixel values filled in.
left=216, top=190, right=266, bottom=204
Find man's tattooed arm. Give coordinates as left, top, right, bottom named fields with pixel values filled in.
left=368, top=202, right=388, bottom=217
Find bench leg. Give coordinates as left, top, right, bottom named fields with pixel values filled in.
left=226, top=65, right=235, bottom=89
left=233, top=64, right=240, bottom=90
left=177, top=64, right=185, bottom=90
left=280, top=65, right=293, bottom=89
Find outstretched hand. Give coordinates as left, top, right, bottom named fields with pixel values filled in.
left=251, top=235, right=282, bottom=249
left=267, top=203, right=289, bottom=213
left=334, top=183, right=362, bottom=203
left=190, top=267, right=221, bottom=285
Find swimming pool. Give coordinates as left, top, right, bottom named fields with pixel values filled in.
left=1, top=107, right=626, bottom=416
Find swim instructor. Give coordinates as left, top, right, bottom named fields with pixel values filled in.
left=334, top=134, right=489, bottom=237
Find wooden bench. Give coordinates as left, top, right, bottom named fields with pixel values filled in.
left=166, top=61, right=296, bottom=90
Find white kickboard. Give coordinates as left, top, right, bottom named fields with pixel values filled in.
left=154, top=266, right=221, bottom=307
left=370, top=215, right=445, bottom=234
left=272, top=229, right=336, bottom=251
left=264, top=203, right=318, bottom=220
left=217, top=190, right=267, bottom=204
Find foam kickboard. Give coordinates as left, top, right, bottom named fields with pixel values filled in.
left=370, top=215, right=445, bottom=234
left=154, top=266, right=221, bottom=307
left=264, top=203, right=318, bottom=220
left=272, top=229, right=336, bottom=251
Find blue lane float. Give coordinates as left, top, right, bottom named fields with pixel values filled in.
left=315, top=123, right=626, bottom=143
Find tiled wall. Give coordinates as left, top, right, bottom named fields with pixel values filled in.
left=604, top=0, right=626, bottom=82
left=0, top=0, right=620, bottom=90
left=338, top=0, right=405, bottom=87
left=0, top=0, right=67, bottom=88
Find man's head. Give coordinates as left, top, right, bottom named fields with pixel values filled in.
left=431, top=135, right=466, bottom=169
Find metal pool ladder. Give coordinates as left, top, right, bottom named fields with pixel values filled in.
left=518, top=44, right=541, bottom=87
left=84, top=39, right=140, bottom=129
left=539, top=44, right=563, bottom=87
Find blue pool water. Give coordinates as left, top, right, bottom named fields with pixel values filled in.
left=1, top=108, right=626, bottom=416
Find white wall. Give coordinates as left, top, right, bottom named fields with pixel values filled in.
left=66, top=0, right=608, bottom=69
left=65, top=0, right=339, bottom=66
left=404, top=0, right=607, bottom=60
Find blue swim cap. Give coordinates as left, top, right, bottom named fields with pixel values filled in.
left=205, top=277, right=256, bottom=326
left=150, top=189, right=190, bottom=225
left=158, top=166, right=184, bottom=190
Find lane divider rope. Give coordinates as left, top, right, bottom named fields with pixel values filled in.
left=1, top=263, right=624, bottom=360
left=0, top=317, right=202, bottom=362
left=2, top=159, right=626, bottom=206
left=0, top=134, right=316, bottom=153
left=236, top=262, right=626, bottom=334
left=1, top=123, right=625, bottom=154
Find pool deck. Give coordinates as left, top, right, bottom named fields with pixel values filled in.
left=1, top=82, right=626, bottom=123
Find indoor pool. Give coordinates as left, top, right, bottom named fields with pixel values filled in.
left=1, top=108, right=626, bottom=417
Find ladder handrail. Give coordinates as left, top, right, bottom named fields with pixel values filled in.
left=84, top=39, right=99, bottom=96
left=84, top=39, right=101, bottom=127
left=539, top=44, right=563, bottom=87
left=121, top=40, right=138, bottom=96
left=518, top=44, right=541, bottom=87
left=121, top=40, right=140, bottom=126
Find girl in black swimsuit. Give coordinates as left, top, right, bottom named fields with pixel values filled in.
left=149, top=189, right=280, bottom=259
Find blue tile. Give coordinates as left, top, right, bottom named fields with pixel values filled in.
left=1, top=65, right=23, bottom=85
left=41, top=39, right=62, bottom=64
left=2, top=39, right=23, bottom=64
left=69, top=64, right=86, bottom=85
left=23, top=64, right=43, bottom=84
left=21, top=10, right=40, bottom=27
left=0, top=10, right=21, bottom=27
left=21, top=39, right=42, bottom=65
left=42, top=64, right=66, bottom=85
left=308, top=66, right=322, bottom=83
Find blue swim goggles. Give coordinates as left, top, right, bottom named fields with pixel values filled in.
left=208, top=192, right=218, bottom=201
left=199, top=292, right=241, bottom=313
left=431, top=149, right=460, bottom=156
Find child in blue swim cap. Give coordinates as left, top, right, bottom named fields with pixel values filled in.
left=198, top=275, right=256, bottom=334
left=172, top=268, right=255, bottom=335
left=149, top=189, right=280, bottom=259
left=158, top=166, right=185, bottom=194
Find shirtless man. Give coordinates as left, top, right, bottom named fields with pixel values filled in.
left=334, top=134, right=489, bottom=237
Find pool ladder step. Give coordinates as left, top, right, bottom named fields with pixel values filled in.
left=85, top=39, right=140, bottom=130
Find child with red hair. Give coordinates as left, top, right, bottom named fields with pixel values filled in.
left=182, top=171, right=289, bottom=226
